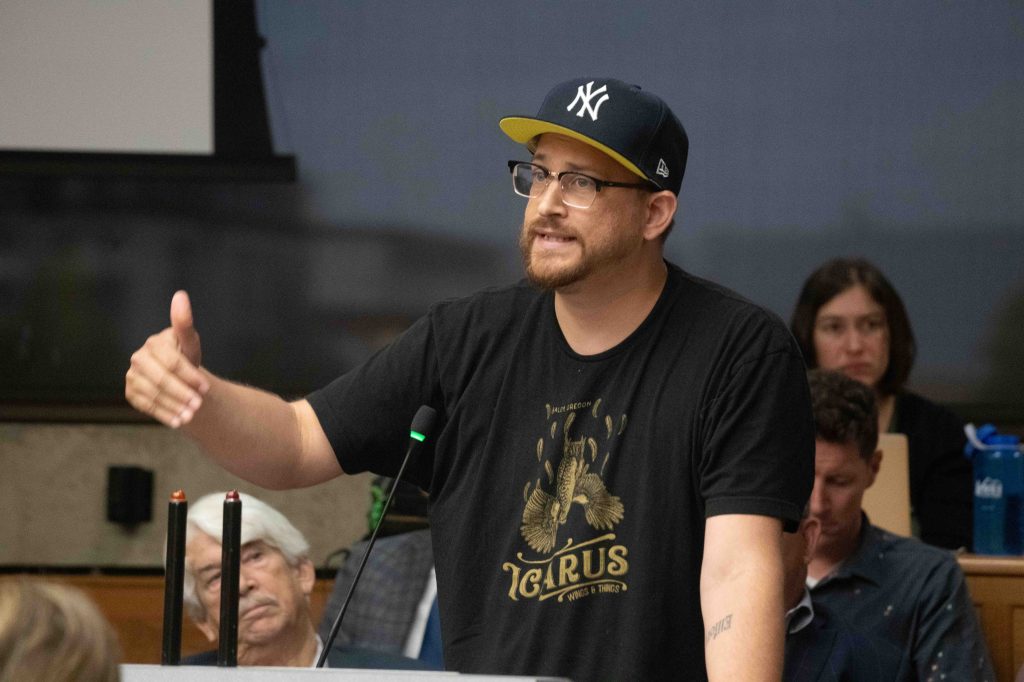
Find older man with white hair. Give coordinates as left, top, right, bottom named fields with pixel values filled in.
left=181, top=491, right=430, bottom=669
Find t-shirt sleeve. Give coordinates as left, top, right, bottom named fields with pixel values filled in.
left=698, top=332, right=815, bottom=532
left=306, top=312, right=443, bottom=490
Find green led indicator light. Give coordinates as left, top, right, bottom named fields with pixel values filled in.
left=410, top=430, right=426, bottom=442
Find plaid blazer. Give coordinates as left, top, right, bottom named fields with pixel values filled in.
left=318, top=528, right=434, bottom=656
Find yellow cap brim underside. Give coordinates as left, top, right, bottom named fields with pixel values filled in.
left=499, top=117, right=648, bottom=182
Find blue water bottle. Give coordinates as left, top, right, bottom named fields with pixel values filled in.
left=970, top=429, right=1023, bottom=555
left=1001, top=436, right=1024, bottom=554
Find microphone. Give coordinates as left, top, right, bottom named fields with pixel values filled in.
left=317, top=405, right=438, bottom=668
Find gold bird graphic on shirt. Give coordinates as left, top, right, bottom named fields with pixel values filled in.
left=520, top=413, right=624, bottom=554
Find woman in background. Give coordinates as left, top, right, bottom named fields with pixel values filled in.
left=790, top=257, right=972, bottom=550
left=0, top=578, right=121, bottom=682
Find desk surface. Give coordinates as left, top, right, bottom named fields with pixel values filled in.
left=121, top=664, right=569, bottom=681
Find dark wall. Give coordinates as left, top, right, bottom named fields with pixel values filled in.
left=3, top=2, right=1022, bottom=417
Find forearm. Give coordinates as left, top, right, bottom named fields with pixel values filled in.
left=701, top=515, right=786, bottom=681
left=702, top=566, right=784, bottom=680
left=182, top=370, right=340, bottom=489
left=125, top=291, right=343, bottom=488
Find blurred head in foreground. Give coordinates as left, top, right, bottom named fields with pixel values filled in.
left=0, top=578, right=121, bottom=682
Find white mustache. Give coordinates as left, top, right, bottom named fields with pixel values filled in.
left=238, top=594, right=276, bottom=617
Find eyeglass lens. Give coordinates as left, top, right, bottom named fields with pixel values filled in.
left=511, top=163, right=596, bottom=209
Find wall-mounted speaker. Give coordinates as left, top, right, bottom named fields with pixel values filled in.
left=106, top=466, right=154, bottom=526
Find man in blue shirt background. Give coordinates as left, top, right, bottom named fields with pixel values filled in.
left=804, top=369, right=994, bottom=681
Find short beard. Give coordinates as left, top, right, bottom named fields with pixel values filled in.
left=518, top=222, right=589, bottom=290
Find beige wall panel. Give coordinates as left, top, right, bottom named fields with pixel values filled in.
left=0, top=423, right=371, bottom=568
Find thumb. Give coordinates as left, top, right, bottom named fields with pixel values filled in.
left=170, top=290, right=202, bottom=365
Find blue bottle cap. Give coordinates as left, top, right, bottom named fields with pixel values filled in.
left=976, top=423, right=1000, bottom=443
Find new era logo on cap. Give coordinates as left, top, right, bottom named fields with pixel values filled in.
left=499, top=77, right=689, bottom=195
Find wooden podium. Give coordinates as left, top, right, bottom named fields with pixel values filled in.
left=120, top=665, right=570, bottom=681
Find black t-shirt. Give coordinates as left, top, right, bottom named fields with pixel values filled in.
left=309, top=262, right=814, bottom=682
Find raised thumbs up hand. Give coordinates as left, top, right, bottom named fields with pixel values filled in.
left=170, top=290, right=202, bottom=366
left=125, top=291, right=210, bottom=428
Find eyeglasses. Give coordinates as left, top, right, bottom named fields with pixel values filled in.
left=507, top=160, right=655, bottom=209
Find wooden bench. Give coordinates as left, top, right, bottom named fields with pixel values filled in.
left=42, top=573, right=335, bottom=664
left=19, top=560, right=1024, bottom=680
left=959, top=555, right=1024, bottom=682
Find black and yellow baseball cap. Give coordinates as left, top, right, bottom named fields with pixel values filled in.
left=500, top=77, right=689, bottom=195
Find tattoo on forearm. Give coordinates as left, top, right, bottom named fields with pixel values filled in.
left=705, top=614, right=733, bottom=645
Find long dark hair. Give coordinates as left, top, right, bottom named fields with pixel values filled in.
left=790, top=257, right=916, bottom=396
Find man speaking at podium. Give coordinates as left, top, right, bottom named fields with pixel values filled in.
left=126, top=77, right=813, bottom=681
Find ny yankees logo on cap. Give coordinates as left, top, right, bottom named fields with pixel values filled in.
left=567, top=81, right=610, bottom=121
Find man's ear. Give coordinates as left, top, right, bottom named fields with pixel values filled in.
left=642, top=190, right=677, bottom=242
left=866, top=449, right=883, bottom=488
left=296, top=557, right=315, bottom=598
left=194, top=614, right=218, bottom=643
left=800, top=516, right=821, bottom=565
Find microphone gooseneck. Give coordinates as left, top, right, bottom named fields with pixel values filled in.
left=317, top=405, right=438, bottom=668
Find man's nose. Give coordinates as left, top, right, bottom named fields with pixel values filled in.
left=535, top=178, right=567, bottom=217
left=238, top=566, right=257, bottom=594
left=809, top=484, right=828, bottom=515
